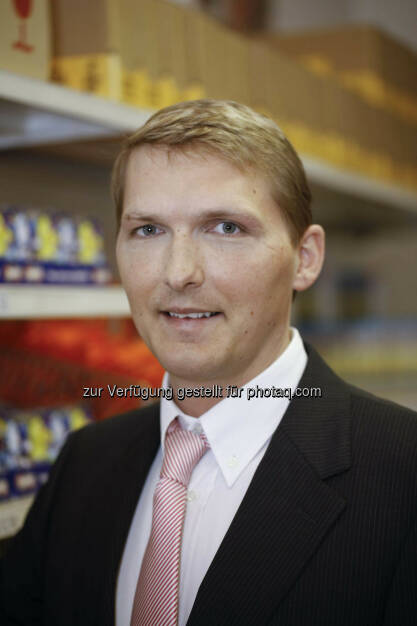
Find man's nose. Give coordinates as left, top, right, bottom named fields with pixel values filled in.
left=164, top=233, right=204, bottom=291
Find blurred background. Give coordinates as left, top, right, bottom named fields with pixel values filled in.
left=0, top=0, right=416, bottom=541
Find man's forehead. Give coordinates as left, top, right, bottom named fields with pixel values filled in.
left=127, top=142, right=234, bottom=172
left=124, top=154, right=267, bottom=212
left=124, top=145, right=273, bottom=205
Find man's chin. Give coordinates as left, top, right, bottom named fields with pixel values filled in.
left=159, top=355, right=221, bottom=385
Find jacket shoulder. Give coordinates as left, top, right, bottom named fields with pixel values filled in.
left=303, top=342, right=417, bottom=480
left=63, top=402, right=160, bottom=464
left=348, top=382, right=417, bottom=430
left=346, top=384, right=417, bottom=482
left=306, top=341, right=417, bottom=434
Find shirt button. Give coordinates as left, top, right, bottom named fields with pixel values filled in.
left=192, top=423, right=203, bottom=435
left=227, top=455, right=239, bottom=468
left=187, top=490, right=197, bottom=502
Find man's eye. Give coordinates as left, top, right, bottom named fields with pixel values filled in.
left=135, top=224, right=162, bottom=237
left=213, top=222, right=241, bottom=235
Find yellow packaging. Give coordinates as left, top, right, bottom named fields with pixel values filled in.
left=264, top=26, right=417, bottom=126
left=119, top=0, right=165, bottom=108
left=122, top=68, right=153, bottom=109
left=51, top=0, right=121, bottom=99
left=52, top=53, right=122, bottom=100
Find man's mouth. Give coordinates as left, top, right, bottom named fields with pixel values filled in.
left=159, top=309, right=223, bottom=334
left=164, top=311, right=220, bottom=319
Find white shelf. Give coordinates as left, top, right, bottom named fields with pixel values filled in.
left=0, top=284, right=131, bottom=319
left=303, top=156, right=417, bottom=215
left=0, top=495, right=33, bottom=540
left=1, top=70, right=416, bottom=212
left=0, top=70, right=152, bottom=148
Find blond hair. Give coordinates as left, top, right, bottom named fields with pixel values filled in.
left=111, top=99, right=312, bottom=245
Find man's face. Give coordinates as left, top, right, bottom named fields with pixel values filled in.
left=116, top=146, right=299, bottom=387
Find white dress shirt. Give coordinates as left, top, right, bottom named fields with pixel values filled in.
left=116, top=327, right=307, bottom=626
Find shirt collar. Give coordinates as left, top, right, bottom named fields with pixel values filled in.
left=160, top=327, right=307, bottom=487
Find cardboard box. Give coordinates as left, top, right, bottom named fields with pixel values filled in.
left=249, top=40, right=325, bottom=153
left=150, top=0, right=180, bottom=106
left=120, top=2, right=249, bottom=107
left=318, top=69, right=417, bottom=187
left=221, top=27, right=251, bottom=105
left=156, top=0, right=186, bottom=104
left=51, top=0, right=122, bottom=99
left=118, top=0, right=158, bottom=107
left=185, top=13, right=250, bottom=104
left=118, top=0, right=152, bottom=72
left=249, top=39, right=417, bottom=189
left=182, top=8, right=207, bottom=100
left=264, top=25, right=417, bottom=125
left=120, top=0, right=207, bottom=108
left=52, top=0, right=120, bottom=57
left=0, top=0, right=51, bottom=80
left=199, top=16, right=229, bottom=100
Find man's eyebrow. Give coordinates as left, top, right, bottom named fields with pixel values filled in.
left=122, top=208, right=262, bottom=227
left=199, top=208, right=261, bottom=224
left=123, top=212, right=159, bottom=222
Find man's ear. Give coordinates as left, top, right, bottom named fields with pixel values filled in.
left=292, top=224, right=325, bottom=293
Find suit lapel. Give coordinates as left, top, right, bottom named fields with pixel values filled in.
left=73, top=403, right=161, bottom=626
left=187, top=344, right=351, bottom=625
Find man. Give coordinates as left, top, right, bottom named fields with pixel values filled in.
left=1, top=100, right=416, bottom=625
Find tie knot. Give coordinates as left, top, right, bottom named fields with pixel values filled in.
left=161, top=418, right=209, bottom=487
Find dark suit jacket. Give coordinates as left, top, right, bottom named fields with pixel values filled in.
left=1, top=344, right=417, bottom=625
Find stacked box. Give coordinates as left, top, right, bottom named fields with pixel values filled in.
left=51, top=0, right=122, bottom=100
left=182, top=7, right=207, bottom=101
left=118, top=0, right=157, bottom=108
left=46, top=1, right=417, bottom=190
left=0, top=205, right=112, bottom=285
left=117, top=2, right=417, bottom=189
left=250, top=38, right=417, bottom=190
left=119, top=0, right=191, bottom=108
left=264, top=25, right=417, bottom=126
left=119, top=1, right=251, bottom=107
left=0, top=405, right=91, bottom=501
left=0, top=0, right=51, bottom=80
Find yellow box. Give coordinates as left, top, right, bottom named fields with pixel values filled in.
left=51, top=0, right=121, bottom=98
left=52, top=53, right=122, bottom=100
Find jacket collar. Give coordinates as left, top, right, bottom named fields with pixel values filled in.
left=280, top=341, right=351, bottom=479
left=187, top=342, right=351, bottom=624
left=75, top=404, right=161, bottom=626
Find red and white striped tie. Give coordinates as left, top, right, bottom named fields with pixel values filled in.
left=130, top=417, right=209, bottom=626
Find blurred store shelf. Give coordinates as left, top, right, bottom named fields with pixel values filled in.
left=1, top=70, right=417, bottom=213
left=300, top=318, right=417, bottom=410
left=0, top=70, right=151, bottom=148
left=0, top=284, right=130, bottom=319
left=303, top=156, right=417, bottom=214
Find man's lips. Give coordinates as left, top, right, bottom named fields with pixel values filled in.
left=159, top=309, right=222, bottom=325
left=161, top=307, right=220, bottom=314
left=161, top=310, right=221, bottom=319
